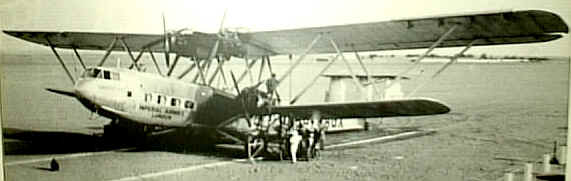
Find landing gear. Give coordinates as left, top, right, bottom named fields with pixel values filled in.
left=244, top=135, right=265, bottom=160
left=102, top=119, right=150, bottom=146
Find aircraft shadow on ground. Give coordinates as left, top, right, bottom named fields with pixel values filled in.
left=125, top=130, right=246, bottom=159
left=2, top=128, right=245, bottom=158
left=2, top=128, right=107, bottom=155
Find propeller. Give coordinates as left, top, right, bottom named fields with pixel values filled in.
left=162, top=13, right=171, bottom=68
left=230, top=71, right=253, bottom=128
left=218, top=10, right=228, bottom=38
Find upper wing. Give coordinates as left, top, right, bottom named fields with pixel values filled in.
left=260, top=98, right=450, bottom=119
left=3, top=10, right=568, bottom=57
left=3, top=31, right=169, bottom=52
left=2, top=31, right=220, bottom=55
left=240, top=9, right=568, bottom=56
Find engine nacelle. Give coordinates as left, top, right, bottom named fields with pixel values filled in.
left=171, top=32, right=248, bottom=59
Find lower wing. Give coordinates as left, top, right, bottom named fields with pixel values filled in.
left=263, top=98, right=450, bottom=119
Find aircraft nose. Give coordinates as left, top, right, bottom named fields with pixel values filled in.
left=74, top=80, right=95, bottom=100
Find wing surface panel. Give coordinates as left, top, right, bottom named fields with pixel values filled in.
left=261, top=98, right=450, bottom=119
left=3, top=10, right=568, bottom=57
left=239, top=10, right=568, bottom=55
left=3, top=31, right=168, bottom=52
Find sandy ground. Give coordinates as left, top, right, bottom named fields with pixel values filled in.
left=3, top=110, right=566, bottom=181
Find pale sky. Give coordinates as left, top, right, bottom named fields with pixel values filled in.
left=1, top=0, right=570, bottom=57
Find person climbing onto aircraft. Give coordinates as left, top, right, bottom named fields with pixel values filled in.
left=265, top=73, right=280, bottom=104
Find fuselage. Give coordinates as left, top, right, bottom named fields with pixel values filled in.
left=73, top=67, right=244, bottom=128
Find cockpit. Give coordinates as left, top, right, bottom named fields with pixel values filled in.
left=81, top=68, right=120, bottom=80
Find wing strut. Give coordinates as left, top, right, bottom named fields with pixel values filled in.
left=97, top=37, right=118, bottom=67
left=396, top=25, right=459, bottom=79
left=177, top=57, right=197, bottom=79
left=193, top=59, right=208, bottom=84
left=353, top=47, right=381, bottom=100
left=407, top=39, right=477, bottom=97
left=202, top=59, right=214, bottom=80
left=289, top=54, right=340, bottom=105
left=46, top=37, right=75, bottom=85
left=237, top=58, right=257, bottom=84
left=128, top=50, right=146, bottom=70
left=208, top=56, right=229, bottom=86
left=275, top=33, right=323, bottom=88
left=216, top=57, right=230, bottom=88
left=387, top=25, right=459, bottom=89
left=148, top=50, right=164, bottom=76
left=72, top=47, right=87, bottom=70
left=166, top=55, right=181, bottom=76
left=265, top=56, right=274, bottom=74
left=257, top=56, right=267, bottom=82
left=118, top=38, right=141, bottom=71
left=330, top=38, right=366, bottom=97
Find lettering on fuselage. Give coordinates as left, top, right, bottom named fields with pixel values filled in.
left=152, top=114, right=172, bottom=120
left=139, top=105, right=184, bottom=116
left=139, top=105, right=161, bottom=112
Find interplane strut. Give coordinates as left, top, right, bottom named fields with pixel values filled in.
left=289, top=54, right=340, bottom=105
left=329, top=39, right=366, bottom=97
left=352, top=48, right=381, bottom=100
left=46, top=37, right=76, bottom=84
left=148, top=50, right=164, bottom=76
left=395, top=25, right=459, bottom=79
left=275, top=33, right=323, bottom=89
left=407, top=39, right=477, bottom=97
left=118, top=38, right=141, bottom=71
left=97, top=37, right=118, bottom=67
left=72, top=47, right=87, bottom=70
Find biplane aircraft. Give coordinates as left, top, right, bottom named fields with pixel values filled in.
left=3, top=9, right=568, bottom=160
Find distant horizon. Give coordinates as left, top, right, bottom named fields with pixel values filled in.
left=1, top=0, right=570, bottom=57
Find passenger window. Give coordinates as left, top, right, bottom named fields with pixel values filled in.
left=184, top=100, right=194, bottom=109
left=157, top=95, right=166, bottom=104
left=103, top=71, right=111, bottom=80
left=171, top=98, right=179, bottom=107
left=145, top=93, right=153, bottom=102
left=112, top=72, right=120, bottom=80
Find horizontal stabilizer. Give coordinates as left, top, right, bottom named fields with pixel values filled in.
left=45, top=88, right=76, bottom=98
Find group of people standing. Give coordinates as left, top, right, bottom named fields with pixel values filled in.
left=286, top=120, right=327, bottom=163
left=262, top=73, right=327, bottom=163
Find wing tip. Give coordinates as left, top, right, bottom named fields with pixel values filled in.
left=412, top=97, right=452, bottom=114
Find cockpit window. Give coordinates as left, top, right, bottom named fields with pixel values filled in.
left=82, top=68, right=101, bottom=78
left=103, top=71, right=111, bottom=80
left=81, top=68, right=119, bottom=81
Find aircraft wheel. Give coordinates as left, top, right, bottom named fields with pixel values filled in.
left=103, top=123, right=124, bottom=145
left=245, top=135, right=265, bottom=159
left=312, top=146, right=320, bottom=160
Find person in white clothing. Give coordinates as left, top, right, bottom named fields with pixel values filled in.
left=289, top=128, right=302, bottom=163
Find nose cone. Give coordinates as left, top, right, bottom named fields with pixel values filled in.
left=74, top=80, right=96, bottom=100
